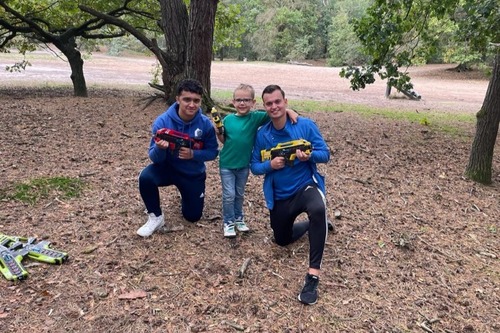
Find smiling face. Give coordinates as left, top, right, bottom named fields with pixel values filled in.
left=176, top=91, right=202, bottom=121
left=262, top=89, right=288, bottom=121
left=233, top=88, right=256, bottom=116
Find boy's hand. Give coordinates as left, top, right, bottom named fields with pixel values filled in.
left=286, top=108, right=299, bottom=124
left=211, top=121, right=219, bottom=132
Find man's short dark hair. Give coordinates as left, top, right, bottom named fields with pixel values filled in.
left=262, top=84, right=285, bottom=99
left=177, top=79, right=203, bottom=96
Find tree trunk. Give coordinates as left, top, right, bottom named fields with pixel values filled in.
left=159, top=0, right=189, bottom=104
left=67, top=50, right=88, bottom=97
left=58, top=38, right=88, bottom=97
left=159, top=0, right=218, bottom=110
left=185, top=0, right=219, bottom=110
left=82, top=1, right=218, bottom=108
left=465, top=53, right=500, bottom=184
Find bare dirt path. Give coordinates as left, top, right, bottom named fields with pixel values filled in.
left=0, top=51, right=489, bottom=113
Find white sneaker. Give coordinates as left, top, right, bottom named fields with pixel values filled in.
left=223, top=223, right=236, bottom=238
left=137, top=213, right=165, bottom=237
left=235, top=218, right=250, bottom=232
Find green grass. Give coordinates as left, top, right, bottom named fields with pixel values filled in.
left=2, top=176, right=84, bottom=205
left=211, top=89, right=234, bottom=101
left=212, top=88, right=476, bottom=136
left=290, top=100, right=475, bottom=136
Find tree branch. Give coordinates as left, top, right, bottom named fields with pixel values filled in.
left=79, top=4, right=168, bottom=69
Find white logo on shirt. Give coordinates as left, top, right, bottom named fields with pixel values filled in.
left=194, top=128, right=203, bottom=139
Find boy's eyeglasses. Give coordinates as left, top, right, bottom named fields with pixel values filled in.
left=234, top=98, right=253, bottom=104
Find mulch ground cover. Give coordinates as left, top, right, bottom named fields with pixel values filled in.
left=0, top=86, right=498, bottom=333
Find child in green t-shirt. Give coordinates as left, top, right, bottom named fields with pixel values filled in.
left=215, top=84, right=297, bottom=238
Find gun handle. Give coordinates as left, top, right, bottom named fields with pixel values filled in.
left=0, top=249, right=28, bottom=281
left=285, top=156, right=296, bottom=166
left=26, top=241, right=68, bottom=264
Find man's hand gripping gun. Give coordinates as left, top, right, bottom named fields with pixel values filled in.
left=155, top=128, right=203, bottom=153
left=261, top=139, right=312, bottom=166
left=0, top=234, right=68, bottom=281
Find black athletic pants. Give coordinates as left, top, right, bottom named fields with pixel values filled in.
left=269, top=184, right=327, bottom=270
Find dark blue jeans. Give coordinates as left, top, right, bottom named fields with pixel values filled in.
left=138, top=163, right=206, bottom=222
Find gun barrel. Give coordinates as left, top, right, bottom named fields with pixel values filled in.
left=24, top=241, right=68, bottom=264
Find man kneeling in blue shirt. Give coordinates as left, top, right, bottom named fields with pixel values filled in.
left=250, top=84, right=330, bottom=305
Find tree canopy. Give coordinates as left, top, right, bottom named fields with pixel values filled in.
left=0, top=0, right=158, bottom=96
left=339, top=0, right=499, bottom=184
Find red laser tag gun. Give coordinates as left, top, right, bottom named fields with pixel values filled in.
left=210, top=107, right=225, bottom=135
left=261, top=139, right=312, bottom=166
left=155, top=128, right=203, bottom=152
left=0, top=234, right=28, bottom=281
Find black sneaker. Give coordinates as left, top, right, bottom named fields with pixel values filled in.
left=298, top=273, right=319, bottom=305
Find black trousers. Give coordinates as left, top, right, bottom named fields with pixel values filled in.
left=269, top=184, right=327, bottom=270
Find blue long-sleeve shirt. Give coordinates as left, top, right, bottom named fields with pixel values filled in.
left=148, top=103, right=218, bottom=176
left=250, top=116, right=330, bottom=209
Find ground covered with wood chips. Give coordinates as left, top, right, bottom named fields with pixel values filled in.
left=0, top=74, right=499, bottom=332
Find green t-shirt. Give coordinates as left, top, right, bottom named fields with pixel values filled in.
left=219, top=110, right=269, bottom=169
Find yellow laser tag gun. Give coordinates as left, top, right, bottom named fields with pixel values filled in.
left=261, top=139, right=312, bottom=166
left=0, top=234, right=68, bottom=281
left=9, top=236, right=68, bottom=265
left=0, top=234, right=28, bottom=281
left=210, top=107, right=225, bottom=135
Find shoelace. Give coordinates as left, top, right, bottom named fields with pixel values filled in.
left=304, top=276, right=319, bottom=292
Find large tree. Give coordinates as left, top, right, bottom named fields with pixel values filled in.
left=461, top=0, right=500, bottom=183
left=0, top=0, right=134, bottom=97
left=340, top=0, right=500, bottom=184
left=81, top=0, right=219, bottom=107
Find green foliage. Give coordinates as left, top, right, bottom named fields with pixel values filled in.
left=213, top=2, right=245, bottom=57
left=2, top=176, right=84, bottom=205
left=327, top=0, right=371, bottom=67
left=444, top=45, right=483, bottom=68
left=412, top=17, right=456, bottom=64
left=339, top=65, right=378, bottom=90
left=246, top=0, right=324, bottom=61
left=0, top=0, right=160, bottom=50
left=341, top=0, right=498, bottom=91
left=105, top=34, right=149, bottom=56
left=328, top=12, right=359, bottom=66
left=419, top=117, right=430, bottom=126
left=457, top=0, right=500, bottom=52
